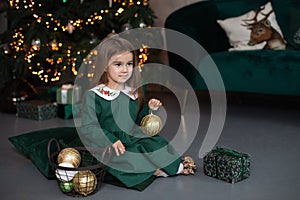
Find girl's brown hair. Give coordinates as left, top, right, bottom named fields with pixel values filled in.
left=95, top=35, right=145, bottom=108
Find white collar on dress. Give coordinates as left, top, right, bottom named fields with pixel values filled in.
left=90, top=84, right=138, bottom=100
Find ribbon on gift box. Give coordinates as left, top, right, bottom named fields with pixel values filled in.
left=58, top=84, right=81, bottom=104
left=60, top=89, right=68, bottom=104
left=61, top=84, right=73, bottom=90
left=215, top=146, right=247, bottom=182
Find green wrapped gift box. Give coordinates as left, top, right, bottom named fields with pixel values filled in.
left=57, top=103, right=81, bottom=119
left=203, top=147, right=251, bottom=183
left=56, top=84, right=82, bottom=104
left=16, top=100, right=57, bottom=120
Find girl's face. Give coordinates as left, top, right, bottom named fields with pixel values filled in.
left=105, top=51, right=134, bottom=90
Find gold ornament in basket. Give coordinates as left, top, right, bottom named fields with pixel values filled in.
left=73, top=170, right=97, bottom=196
left=57, top=147, right=81, bottom=168
left=47, top=138, right=111, bottom=197
left=140, top=112, right=162, bottom=136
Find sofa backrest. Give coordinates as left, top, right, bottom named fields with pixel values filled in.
left=165, top=0, right=300, bottom=51
left=212, top=0, right=269, bottom=19
left=165, top=1, right=231, bottom=53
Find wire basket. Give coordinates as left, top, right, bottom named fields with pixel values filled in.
left=47, top=138, right=111, bottom=197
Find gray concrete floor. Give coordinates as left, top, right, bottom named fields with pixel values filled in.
left=1, top=91, right=300, bottom=200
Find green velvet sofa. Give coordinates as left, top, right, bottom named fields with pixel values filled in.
left=165, top=0, right=300, bottom=96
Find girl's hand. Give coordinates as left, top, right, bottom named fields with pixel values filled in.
left=148, top=98, right=162, bottom=111
left=112, top=140, right=125, bottom=156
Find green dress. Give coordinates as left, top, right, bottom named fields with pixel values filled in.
left=80, top=84, right=181, bottom=190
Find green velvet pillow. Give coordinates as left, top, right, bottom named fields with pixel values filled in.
left=272, top=0, right=300, bottom=50
left=8, top=127, right=81, bottom=179
left=8, top=127, right=154, bottom=191
left=283, top=8, right=300, bottom=50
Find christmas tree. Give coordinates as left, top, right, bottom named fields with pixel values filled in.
left=0, top=0, right=156, bottom=86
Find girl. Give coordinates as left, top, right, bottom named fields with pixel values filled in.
left=79, top=36, right=196, bottom=191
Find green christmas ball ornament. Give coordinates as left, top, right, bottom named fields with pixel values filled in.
left=140, top=112, right=162, bottom=136
left=60, top=181, right=73, bottom=193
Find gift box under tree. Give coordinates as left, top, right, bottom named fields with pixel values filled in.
left=57, top=103, right=81, bottom=119
left=203, top=147, right=251, bottom=183
left=56, top=84, right=82, bottom=105
left=16, top=100, right=57, bottom=120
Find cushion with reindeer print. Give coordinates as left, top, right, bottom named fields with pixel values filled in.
left=217, top=2, right=285, bottom=51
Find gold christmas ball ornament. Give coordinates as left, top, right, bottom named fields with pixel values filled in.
left=57, top=148, right=81, bottom=168
left=72, top=170, right=97, bottom=196
left=140, top=113, right=162, bottom=136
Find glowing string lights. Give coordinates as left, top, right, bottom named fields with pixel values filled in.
left=7, top=0, right=152, bottom=83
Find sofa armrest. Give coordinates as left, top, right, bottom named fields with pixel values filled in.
left=165, top=1, right=230, bottom=53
